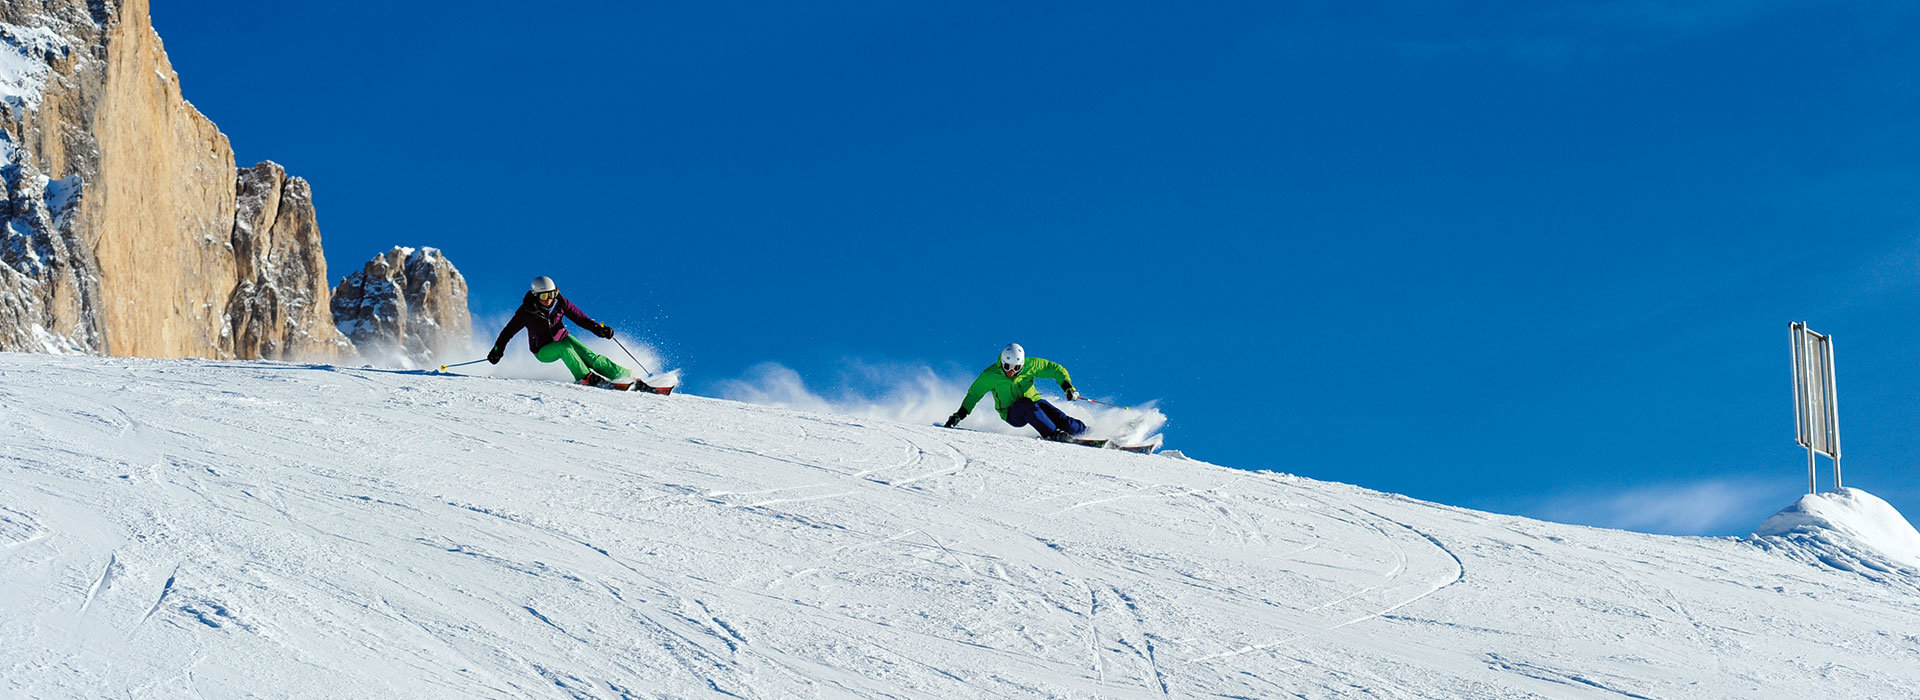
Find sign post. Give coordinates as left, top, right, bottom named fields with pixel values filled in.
left=1789, top=322, right=1841, bottom=493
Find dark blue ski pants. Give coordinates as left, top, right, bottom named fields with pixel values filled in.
left=1006, top=398, right=1086, bottom=438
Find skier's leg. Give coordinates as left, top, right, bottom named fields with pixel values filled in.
left=1005, top=401, right=1031, bottom=428
left=1007, top=398, right=1061, bottom=437
left=574, top=341, right=632, bottom=380
left=534, top=338, right=592, bottom=381
left=1036, top=400, right=1087, bottom=436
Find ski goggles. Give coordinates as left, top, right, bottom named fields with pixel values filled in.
left=535, top=290, right=559, bottom=302
left=1001, top=361, right=1022, bottom=375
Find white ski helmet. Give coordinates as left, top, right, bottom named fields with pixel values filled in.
left=999, top=343, right=1025, bottom=375
left=531, top=276, right=558, bottom=301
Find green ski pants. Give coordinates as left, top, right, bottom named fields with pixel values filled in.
left=534, top=335, right=631, bottom=382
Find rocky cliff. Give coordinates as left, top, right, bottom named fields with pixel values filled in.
left=331, top=247, right=472, bottom=367
left=0, top=0, right=352, bottom=360
left=228, top=162, right=354, bottom=360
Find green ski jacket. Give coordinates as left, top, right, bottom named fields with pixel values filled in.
left=960, top=358, right=1073, bottom=420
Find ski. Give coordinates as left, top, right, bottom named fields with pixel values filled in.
left=585, top=373, right=676, bottom=395
left=1061, top=435, right=1159, bottom=454
left=611, top=378, right=674, bottom=395
left=1075, top=437, right=1159, bottom=454
left=935, top=424, right=1159, bottom=454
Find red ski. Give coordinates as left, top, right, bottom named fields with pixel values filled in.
left=616, top=378, right=674, bottom=395
left=583, top=374, right=675, bottom=395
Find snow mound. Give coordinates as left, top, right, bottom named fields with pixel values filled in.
left=1751, top=488, right=1920, bottom=580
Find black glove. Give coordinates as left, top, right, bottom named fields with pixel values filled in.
left=487, top=345, right=504, bottom=365
left=592, top=322, right=615, bottom=339
left=1062, top=382, right=1080, bottom=402
left=944, top=409, right=968, bottom=428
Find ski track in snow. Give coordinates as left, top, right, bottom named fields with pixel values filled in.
left=4, top=354, right=1920, bottom=697
left=76, top=552, right=116, bottom=616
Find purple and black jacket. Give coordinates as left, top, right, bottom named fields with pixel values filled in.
left=494, top=291, right=600, bottom=353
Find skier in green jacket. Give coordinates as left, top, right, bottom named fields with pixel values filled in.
left=944, top=343, right=1088, bottom=441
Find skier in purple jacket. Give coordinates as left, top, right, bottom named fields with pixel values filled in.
left=488, top=276, right=639, bottom=388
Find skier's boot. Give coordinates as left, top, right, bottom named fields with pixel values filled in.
left=580, top=374, right=608, bottom=388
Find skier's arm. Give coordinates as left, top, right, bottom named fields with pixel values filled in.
left=1031, top=358, right=1079, bottom=400
left=957, top=371, right=993, bottom=414
left=559, top=298, right=592, bottom=327
left=561, top=298, right=614, bottom=338
left=1032, top=358, right=1072, bottom=387
left=488, top=313, right=526, bottom=364
left=947, top=374, right=991, bottom=427
left=493, top=313, right=527, bottom=351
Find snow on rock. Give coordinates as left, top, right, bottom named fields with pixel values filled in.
left=5, top=353, right=1920, bottom=697
left=0, top=21, right=66, bottom=111
left=1, top=127, right=99, bottom=354
left=1750, top=488, right=1920, bottom=581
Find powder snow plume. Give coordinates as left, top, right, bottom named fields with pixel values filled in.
left=715, top=360, right=1167, bottom=445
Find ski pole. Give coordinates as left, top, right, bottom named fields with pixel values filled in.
left=438, top=358, right=488, bottom=372
left=1078, top=396, right=1131, bottom=411
left=612, top=337, right=656, bottom=377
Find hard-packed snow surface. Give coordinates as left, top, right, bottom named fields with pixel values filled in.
left=5, top=354, right=1920, bottom=698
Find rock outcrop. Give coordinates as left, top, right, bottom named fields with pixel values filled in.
left=228, top=162, right=353, bottom=360
left=0, top=0, right=351, bottom=360
left=1, top=7, right=106, bottom=354
left=331, top=247, right=472, bottom=367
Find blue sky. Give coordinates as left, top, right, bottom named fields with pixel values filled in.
left=151, top=1, right=1918, bottom=536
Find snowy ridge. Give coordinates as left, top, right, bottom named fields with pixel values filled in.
left=4, top=353, right=1920, bottom=697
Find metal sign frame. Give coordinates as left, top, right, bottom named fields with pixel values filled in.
left=1789, top=322, right=1841, bottom=493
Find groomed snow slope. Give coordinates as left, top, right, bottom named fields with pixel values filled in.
left=4, top=354, right=1919, bottom=698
